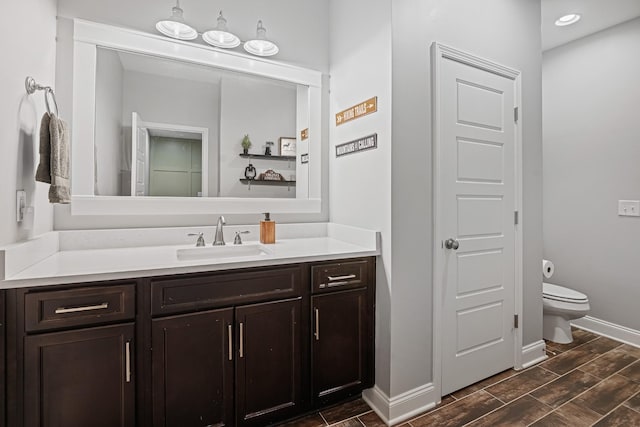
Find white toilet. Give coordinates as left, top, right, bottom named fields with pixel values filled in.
left=542, top=282, right=590, bottom=344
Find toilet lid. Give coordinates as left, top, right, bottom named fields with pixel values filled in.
left=543, top=282, right=588, bottom=303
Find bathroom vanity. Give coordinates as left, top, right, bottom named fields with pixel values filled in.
left=0, top=224, right=378, bottom=427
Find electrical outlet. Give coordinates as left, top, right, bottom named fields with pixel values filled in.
left=16, top=190, right=26, bottom=222
left=618, top=200, right=640, bottom=217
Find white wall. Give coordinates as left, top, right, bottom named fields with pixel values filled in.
left=390, top=0, right=542, bottom=397
left=122, top=70, right=219, bottom=196
left=329, top=0, right=543, bottom=406
left=328, top=0, right=393, bottom=396
left=219, top=77, right=296, bottom=198
left=543, top=18, right=640, bottom=331
left=0, top=0, right=57, bottom=245
left=94, top=48, right=124, bottom=196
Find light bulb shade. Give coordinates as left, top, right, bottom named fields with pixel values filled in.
left=202, top=11, right=240, bottom=48
left=244, top=20, right=279, bottom=56
left=156, top=2, right=198, bottom=40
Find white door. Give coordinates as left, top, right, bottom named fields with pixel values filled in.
left=434, top=45, right=519, bottom=395
left=131, top=112, right=149, bottom=196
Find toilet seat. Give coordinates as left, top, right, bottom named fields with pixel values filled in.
left=543, top=282, right=588, bottom=303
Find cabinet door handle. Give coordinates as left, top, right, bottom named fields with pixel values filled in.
left=314, top=308, right=320, bottom=341
left=327, top=274, right=356, bottom=282
left=54, top=302, right=109, bottom=314
left=228, top=324, right=233, bottom=361
left=239, top=322, right=244, bottom=358
left=125, top=341, right=131, bottom=383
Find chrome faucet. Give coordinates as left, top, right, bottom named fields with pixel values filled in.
left=187, top=232, right=206, bottom=247
left=234, top=231, right=250, bottom=245
left=213, top=216, right=226, bottom=246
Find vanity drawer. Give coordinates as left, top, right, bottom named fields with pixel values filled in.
left=25, top=284, right=136, bottom=332
left=311, top=258, right=371, bottom=293
left=151, top=265, right=303, bottom=316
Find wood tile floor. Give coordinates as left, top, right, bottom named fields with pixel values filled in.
left=278, top=329, right=640, bottom=426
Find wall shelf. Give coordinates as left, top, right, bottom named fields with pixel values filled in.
left=239, top=153, right=296, bottom=161
left=239, top=179, right=296, bottom=186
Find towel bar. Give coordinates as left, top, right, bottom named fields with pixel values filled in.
left=25, top=76, right=59, bottom=117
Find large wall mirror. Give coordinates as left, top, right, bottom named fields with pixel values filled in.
left=72, top=19, right=322, bottom=215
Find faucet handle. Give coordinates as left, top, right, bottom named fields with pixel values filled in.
left=234, top=231, right=250, bottom=245
left=188, top=232, right=206, bottom=247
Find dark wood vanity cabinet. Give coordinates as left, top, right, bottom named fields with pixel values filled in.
left=152, top=308, right=234, bottom=427
left=310, top=259, right=375, bottom=406
left=24, top=324, right=136, bottom=427
left=312, top=289, right=370, bottom=404
left=0, top=291, right=5, bottom=427
left=150, top=267, right=304, bottom=427
left=8, top=282, right=137, bottom=427
left=235, top=298, right=302, bottom=426
left=6, top=256, right=375, bottom=427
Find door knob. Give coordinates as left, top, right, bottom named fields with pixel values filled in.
left=444, top=238, right=460, bottom=250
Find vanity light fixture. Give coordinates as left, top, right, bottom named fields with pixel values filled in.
left=555, top=13, right=581, bottom=27
left=244, top=20, right=279, bottom=57
left=202, top=11, right=241, bottom=48
left=156, top=0, right=198, bottom=40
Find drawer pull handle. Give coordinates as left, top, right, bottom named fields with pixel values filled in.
left=239, top=322, right=244, bottom=358
left=314, top=308, right=320, bottom=341
left=54, top=302, right=109, bottom=314
left=327, top=274, right=356, bottom=282
left=125, top=341, right=131, bottom=383
left=228, top=324, right=233, bottom=361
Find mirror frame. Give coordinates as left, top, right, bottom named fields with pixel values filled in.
left=71, top=19, right=322, bottom=215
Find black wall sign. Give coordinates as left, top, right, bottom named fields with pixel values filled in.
left=335, top=133, right=377, bottom=158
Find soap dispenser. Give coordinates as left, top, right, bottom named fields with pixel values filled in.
left=260, top=212, right=275, bottom=244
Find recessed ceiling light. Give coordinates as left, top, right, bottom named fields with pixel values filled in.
left=555, top=14, right=581, bottom=27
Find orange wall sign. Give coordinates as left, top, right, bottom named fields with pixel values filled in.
left=335, top=97, right=377, bottom=126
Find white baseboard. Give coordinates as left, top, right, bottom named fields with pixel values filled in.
left=362, top=383, right=436, bottom=426
left=572, top=316, right=640, bottom=348
left=520, top=340, right=548, bottom=369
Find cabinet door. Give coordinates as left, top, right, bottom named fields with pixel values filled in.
left=236, top=298, right=301, bottom=426
left=312, top=288, right=369, bottom=404
left=24, top=323, right=135, bottom=427
left=152, top=308, right=234, bottom=427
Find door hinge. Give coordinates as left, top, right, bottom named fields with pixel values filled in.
left=514, top=211, right=519, bottom=225
left=514, top=314, right=519, bottom=329
left=514, top=107, right=519, bottom=123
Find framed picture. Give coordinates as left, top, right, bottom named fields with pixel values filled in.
left=279, top=137, right=297, bottom=157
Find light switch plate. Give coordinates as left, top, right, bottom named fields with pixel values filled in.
left=16, top=190, right=26, bottom=222
left=618, top=200, right=640, bottom=217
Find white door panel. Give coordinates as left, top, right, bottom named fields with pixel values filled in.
left=457, top=138, right=504, bottom=183
left=437, top=51, right=518, bottom=395
left=456, top=80, right=505, bottom=131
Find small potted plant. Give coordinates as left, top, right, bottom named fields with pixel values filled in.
left=241, top=134, right=252, bottom=154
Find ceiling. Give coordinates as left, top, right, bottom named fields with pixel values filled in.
left=542, top=0, right=640, bottom=51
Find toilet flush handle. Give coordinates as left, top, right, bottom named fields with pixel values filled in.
left=444, top=238, right=460, bottom=250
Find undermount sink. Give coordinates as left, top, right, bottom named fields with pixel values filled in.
left=177, top=244, right=271, bottom=261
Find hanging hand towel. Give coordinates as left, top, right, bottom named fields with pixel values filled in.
left=35, top=112, right=52, bottom=184
left=47, top=114, right=71, bottom=203
left=35, top=112, right=70, bottom=203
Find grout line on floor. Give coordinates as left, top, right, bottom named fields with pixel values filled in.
left=319, top=411, right=329, bottom=426
left=585, top=389, right=640, bottom=427
left=523, top=393, right=559, bottom=426
left=483, top=389, right=506, bottom=405
left=327, top=414, right=366, bottom=427
left=403, top=391, right=472, bottom=424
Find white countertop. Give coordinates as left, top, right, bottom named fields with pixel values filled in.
left=0, top=223, right=379, bottom=288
